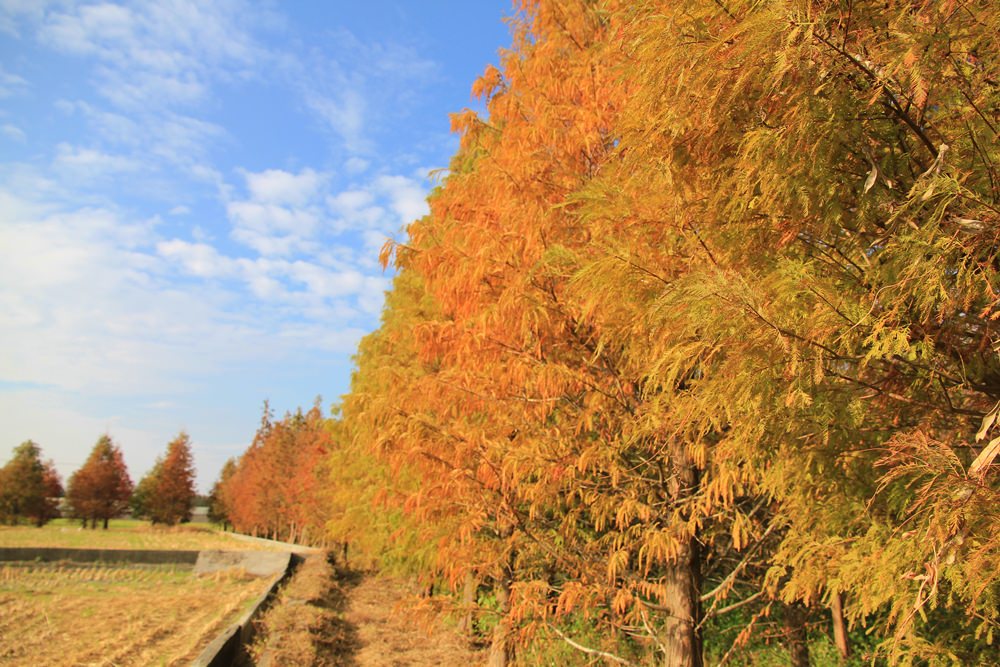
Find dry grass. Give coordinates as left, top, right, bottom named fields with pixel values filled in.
left=251, top=556, right=483, bottom=666
left=251, top=554, right=344, bottom=666
left=0, top=519, right=282, bottom=551
left=0, top=562, right=271, bottom=666
left=343, top=573, right=482, bottom=667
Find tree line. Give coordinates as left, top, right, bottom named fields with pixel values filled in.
left=208, top=401, right=333, bottom=546
left=214, top=1, right=1000, bottom=665
left=0, top=432, right=197, bottom=529
left=12, top=0, right=997, bottom=665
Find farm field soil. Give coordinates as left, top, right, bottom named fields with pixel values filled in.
left=0, top=562, right=270, bottom=666
left=0, top=519, right=283, bottom=551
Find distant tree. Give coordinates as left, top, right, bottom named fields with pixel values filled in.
left=130, top=458, right=162, bottom=520
left=207, top=457, right=237, bottom=529
left=0, top=441, right=61, bottom=526
left=67, top=435, right=133, bottom=529
left=221, top=400, right=332, bottom=544
left=148, top=432, right=196, bottom=526
left=40, top=459, right=63, bottom=523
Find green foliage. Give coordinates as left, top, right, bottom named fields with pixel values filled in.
left=130, top=458, right=161, bottom=520
left=207, top=457, right=236, bottom=526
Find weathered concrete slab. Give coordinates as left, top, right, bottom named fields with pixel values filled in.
left=0, top=546, right=200, bottom=564
left=192, top=553, right=306, bottom=667
left=223, top=531, right=322, bottom=554
left=194, top=550, right=292, bottom=577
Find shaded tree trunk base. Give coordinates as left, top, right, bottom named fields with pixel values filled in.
left=784, top=602, right=810, bottom=667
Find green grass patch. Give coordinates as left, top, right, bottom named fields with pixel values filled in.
left=0, top=519, right=279, bottom=551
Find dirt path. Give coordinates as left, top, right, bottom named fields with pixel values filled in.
left=330, top=572, right=480, bottom=667
left=253, top=557, right=483, bottom=666
left=302, top=570, right=484, bottom=667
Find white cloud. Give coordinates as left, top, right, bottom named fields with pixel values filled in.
left=374, top=174, right=430, bottom=227
left=344, top=156, right=369, bottom=174
left=227, top=201, right=320, bottom=257
left=358, top=275, right=391, bottom=315
left=0, top=185, right=381, bottom=408
left=226, top=168, right=335, bottom=258
left=217, top=169, right=432, bottom=275
left=37, top=0, right=266, bottom=111
left=286, top=261, right=364, bottom=299
left=0, top=0, right=53, bottom=36
left=281, top=324, right=368, bottom=350
left=156, top=239, right=234, bottom=279
left=329, top=189, right=374, bottom=211
left=243, top=168, right=326, bottom=206
left=148, top=113, right=225, bottom=166
left=0, top=193, right=187, bottom=393
left=2, top=192, right=257, bottom=375
left=1, top=123, right=25, bottom=141
left=40, top=3, right=136, bottom=56
left=99, top=67, right=206, bottom=109
left=157, top=234, right=382, bottom=312
left=289, top=28, right=438, bottom=157
left=324, top=174, right=429, bottom=237
left=55, top=100, right=225, bottom=184
left=230, top=229, right=303, bottom=257
left=58, top=100, right=137, bottom=144
left=361, top=228, right=392, bottom=256
left=327, top=189, right=384, bottom=233
left=54, top=142, right=142, bottom=173
left=304, top=87, right=368, bottom=154
left=227, top=200, right=320, bottom=236
left=0, top=63, right=27, bottom=97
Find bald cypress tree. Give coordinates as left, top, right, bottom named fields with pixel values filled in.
left=320, top=0, right=999, bottom=663
left=67, top=435, right=132, bottom=529
left=0, top=441, right=61, bottom=526
left=148, top=432, right=196, bottom=526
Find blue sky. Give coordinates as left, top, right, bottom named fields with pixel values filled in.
left=0, top=1, right=512, bottom=491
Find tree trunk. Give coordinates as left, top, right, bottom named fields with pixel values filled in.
left=830, top=592, right=850, bottom=660
left=784, top=602, right=810, bottom=667
left=487, top=573, right=512, bottom=667
left=103, top=516, right=109, bottom=530
left=660, top=534, right=703, bottom=667
left=459, top=571, right=478, bottom=636
left=659, top=447, right=703, bottom=667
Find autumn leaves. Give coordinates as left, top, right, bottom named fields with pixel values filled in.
left=215, top=1, right=1000, bottom=665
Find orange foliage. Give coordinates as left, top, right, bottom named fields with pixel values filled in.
left=219, top=401, right=332, bottom=546
left=66, top=435, right=133, bottom=530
